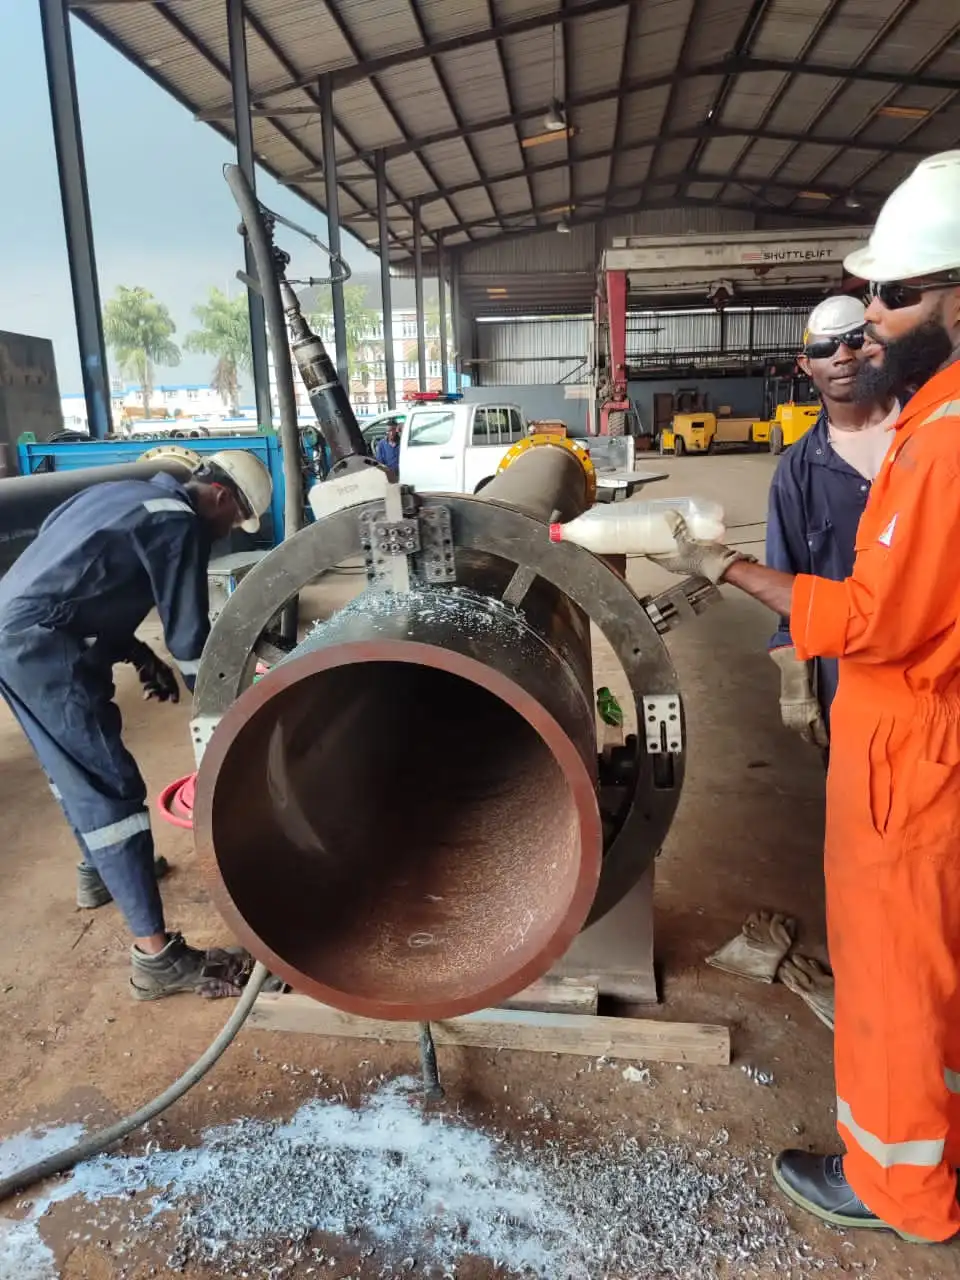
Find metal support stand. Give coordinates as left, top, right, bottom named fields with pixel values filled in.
left=226, top=0, right=272, bottom=430
left=551, top=864, right=658, bottom=1003
left=376, top=151, right=397, bottom=410
left=320, top=76, right=349, bottom=388
left=413, top=201, right=426, bottom=392
left=39, top=0, right=111, bottom=440
left=438, top=236, right=449, bottom=395
left=417, top=1022, right=443, bottom=1101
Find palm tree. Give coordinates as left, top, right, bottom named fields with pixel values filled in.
left=309, top=284, right=380, bottom=383
left=184, top=287, right=252, bottom=413
left=103, top=285, right=181, bottom=419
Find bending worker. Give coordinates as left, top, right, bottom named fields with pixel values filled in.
left=767, top=296, right=899, bottom=748
left=648, top=150, right=960, bottom=1244
left=0, top=451, right=272, bottom=1001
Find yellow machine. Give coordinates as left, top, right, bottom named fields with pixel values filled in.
left=763, top=372, right=820, bottom=454
left=766, top=402, right=820, bottom=454
left=662, top=412, right=768, bottom=456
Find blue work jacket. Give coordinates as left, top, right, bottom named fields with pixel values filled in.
left=375, top=437, right=401, bottom=471
left=0, top=472, right=211, bottom=684
left=765, top=411, right=874, bottom=721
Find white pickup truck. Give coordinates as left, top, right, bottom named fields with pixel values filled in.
left=398, top=401, right=525, bottom=494
left=398, top=400, right=649, bottom=499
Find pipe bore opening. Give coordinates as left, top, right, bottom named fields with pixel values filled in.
left=206, top=658, right=597, bottom=1017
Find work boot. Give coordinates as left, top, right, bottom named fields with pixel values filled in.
left=129, top=932, right=253, bottom=1000
left=772, top=1151, right=934, bottom=1243
left=76, top=856, right=170, bottom=909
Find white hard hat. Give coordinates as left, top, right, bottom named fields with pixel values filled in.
left=208, top=450, right=273, bottom=533
left=804, top=295, right=866, bottom=342
left=844, top=151, right=960, bottom=282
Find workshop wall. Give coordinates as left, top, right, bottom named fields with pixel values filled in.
left=628, top=377, right=767, bottom=432
left=462, top=377, right=767, bottom=438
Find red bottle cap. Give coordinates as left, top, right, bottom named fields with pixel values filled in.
left=549, top=523, right=564, bottom=542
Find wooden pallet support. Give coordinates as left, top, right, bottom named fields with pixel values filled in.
left=249, top=993, right=730, bottom=1067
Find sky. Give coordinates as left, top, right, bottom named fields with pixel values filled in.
left=0, top=0, right=379, bottom=395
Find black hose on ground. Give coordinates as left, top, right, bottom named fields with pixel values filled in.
left=0, top=961, right=271, bottom=1203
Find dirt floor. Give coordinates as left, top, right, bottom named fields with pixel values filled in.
left=0, top=451, right=955, bottom=1278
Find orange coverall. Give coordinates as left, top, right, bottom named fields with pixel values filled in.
left=792, top=359, right=960, bottom=1242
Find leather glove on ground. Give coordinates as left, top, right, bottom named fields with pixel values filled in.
left=706, top=910, right=796, bottom=984
left=127, top=639, right=180, bottom=704
left=770, top=645, right=828, bottom=749
left=778, top=953, right=834, bottom=1031
left=647, top=510, right=750, bottom=584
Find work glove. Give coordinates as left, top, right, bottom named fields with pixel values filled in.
left=646, top=510, right=749, bottom=584
left=778, top=953, right=834, bottom=1031
left=705, top=910, right=796, bottom=984
left=127, top=639, right=180, bottom=704
left=769, top=645, right=828, bottom=749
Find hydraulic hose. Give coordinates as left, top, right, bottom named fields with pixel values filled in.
left=0, top=961, right=271, bottom=1203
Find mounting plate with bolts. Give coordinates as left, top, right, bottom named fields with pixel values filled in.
left=642, top=694, right=683, bottom=754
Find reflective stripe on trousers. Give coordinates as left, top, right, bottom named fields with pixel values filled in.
left=838, top=1097, right=945, bottom=1169
left=82, top=810, right=151, bottom=852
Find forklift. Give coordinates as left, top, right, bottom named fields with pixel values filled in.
left=752, top=369, right=820, bottom=455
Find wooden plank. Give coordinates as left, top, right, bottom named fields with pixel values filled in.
left=249, top=993, right=730, bottom=1066
left=499, top=977, right=598, bottom=1015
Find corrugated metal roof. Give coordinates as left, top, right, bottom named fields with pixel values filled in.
left=72, top=0, right=959, bottom=289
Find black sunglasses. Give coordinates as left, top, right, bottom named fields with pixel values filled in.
left=803, top=328, right=866, bottom=360
left=865, top=279, right=959, bottom=311
left=232, top=487, right=254, bottom=521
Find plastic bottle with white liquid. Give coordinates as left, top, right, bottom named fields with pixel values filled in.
left=548, top=497, right=726, bottom=556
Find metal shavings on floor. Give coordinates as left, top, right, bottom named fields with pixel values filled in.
left=0, top=1078, right=830, bottom=1279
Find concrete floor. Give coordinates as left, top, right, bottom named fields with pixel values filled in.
left=0, top=450, right=955, bottom=1278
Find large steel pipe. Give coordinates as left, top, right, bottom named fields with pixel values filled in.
left=196, top=589, right=603, bottom=1020
left=193, top=445, right=684, bottom=1020
left=0, top=458, right=191, bottom=576
left=480, top=440, right=593, bottom=522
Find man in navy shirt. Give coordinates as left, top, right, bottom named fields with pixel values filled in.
left=374, top=421, right=402, bottom=475
left=766, top=297, right=899, bottom=747
left=0, top=451, right=271, bottom=1000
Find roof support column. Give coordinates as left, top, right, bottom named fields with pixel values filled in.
left=320, top=75, right=349, bottom=387
left=450, top=253, right=463, bottom=392
left=437, top=235, right=449, bottom=394
left=226, top=0, right=272, bottom=429
left=747, top=306, right=755, bottom=365
left=413, top=200, right=426, bottom=392
left=40, top=0, right=111, bottom=439
left=376, top=150, right=397, bottom=410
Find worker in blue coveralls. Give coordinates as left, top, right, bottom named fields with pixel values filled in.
left=766, top=296, right=899, bottom=750
left=0, top=450, right=272, bottom=1000
left=374, top=421, right=402, bottom=476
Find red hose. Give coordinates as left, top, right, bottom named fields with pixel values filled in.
left=156, top=663, right=268, bottom=830
left=156, top=772, right=196, bottom=829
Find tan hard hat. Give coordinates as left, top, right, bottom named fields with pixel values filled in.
left=208, top=450, right=273, bottom=533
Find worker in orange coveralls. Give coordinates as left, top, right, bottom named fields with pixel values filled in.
left=646, top=150, right=960, bottom=1245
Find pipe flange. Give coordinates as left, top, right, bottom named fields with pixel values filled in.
left=498, top=434, right=597, bottom=506
left=138, top=444, right=203, bottom=471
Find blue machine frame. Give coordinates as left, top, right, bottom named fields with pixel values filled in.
left=16, top=434, right=289, bottom=545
